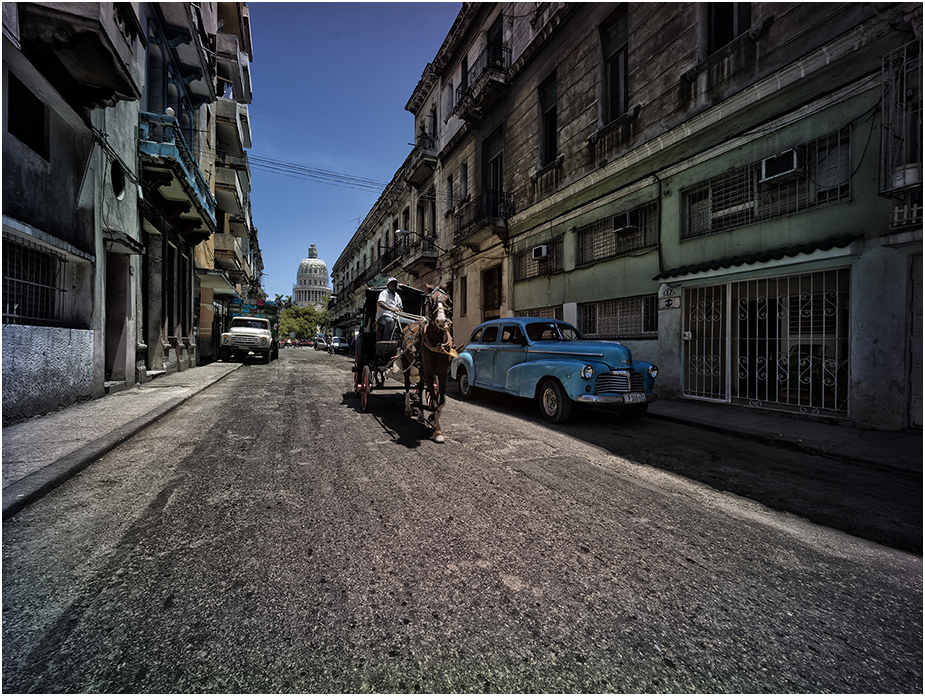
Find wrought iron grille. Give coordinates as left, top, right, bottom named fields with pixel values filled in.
left=576, top=202, right=658, bottom=265
left=683, top=269, right=850, bottom=416
left=514, top=305, right=564, bottom=320
left=2, top=235, right=66, bottom=326
left=514, top=237, right=564, bottom=281
left=683, top=127, right=851, bottom=239
left=579, top=295, right=658, bottom=340
left=881, top=40, right=923, bottom=194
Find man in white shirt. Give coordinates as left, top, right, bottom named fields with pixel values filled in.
left=376, top=277, right=404, bottom=341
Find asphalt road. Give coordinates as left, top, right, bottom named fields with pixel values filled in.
left=2, top=349, right=921, bottom=693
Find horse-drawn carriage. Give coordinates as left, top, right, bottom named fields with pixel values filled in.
left=352, top=283, right=454, bottom=442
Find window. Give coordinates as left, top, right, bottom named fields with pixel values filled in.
left=501, top=325, right=525, bottom=344
left=459, top=276, right=468, bottom=317
left=482, top=325, right=499, bottom=343
left=576, top=202, right=659, bottom=266
left=3, top=236, right=65, bottom=326
left=707, top=2, right=752, bottom=55
left=539, top=73, right=558, bottom=167
left=515, top=305, right=564, bottom=321
left=580, top=295, right=658, bottom=340
left=515, top=237, right=564, bottom=281
left=7, top=74, right=48, bottom=159
left=446, top=174, right=454, bottom=212
left=482, top=265, right=502, bottom=317
left=460, top=162, right=469, bottom=200
left=601, top=7, right=628, bottom=125
left=682, top=127, right=851, bottom=240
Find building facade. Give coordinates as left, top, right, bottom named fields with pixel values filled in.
left=293, top=244, right=332, bottom=309
left=329, top=2, right=922, bottom=430
left=3, top=2, right=263, bottom=424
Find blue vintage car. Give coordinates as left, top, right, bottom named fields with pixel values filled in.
left=450, top=317, right=658, bottom=424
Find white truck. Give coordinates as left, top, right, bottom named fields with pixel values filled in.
left=220, top=315, right=279, bottom=364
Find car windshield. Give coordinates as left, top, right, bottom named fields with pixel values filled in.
left=232, top=319, right=266, bottom=330
left=525, top=321, right=582, bottom=342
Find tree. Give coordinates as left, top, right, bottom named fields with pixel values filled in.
left=280, top=305, right=330, bottom=339
left=274, top=294, right=293, bottom=310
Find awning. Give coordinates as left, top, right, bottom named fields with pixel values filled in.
left=197, top=268, right=239, bottom=297
left=654, top=233, right=863, bottom=281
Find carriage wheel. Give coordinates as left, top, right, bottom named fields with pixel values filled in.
left=360, top=365, right=372, bottom=411
left=421, top=379, right=439, bottom=410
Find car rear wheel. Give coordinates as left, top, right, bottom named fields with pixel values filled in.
left=538, top=379, right=572, bottom=424
left=457, top=368, right=474, bottom=400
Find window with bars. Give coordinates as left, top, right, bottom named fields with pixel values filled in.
left=683, top=126, right=851, bottom=240
left=2, top=236, right=66, bottom=326
left=580, top=295, right=658, bottom=339
left=576, top=201, right=658, bottom=266
left=514, top=237, right=564, bottom=281
left=482, top=265, right=502, bottom=316
left=515, top=305, right=564, bottom=321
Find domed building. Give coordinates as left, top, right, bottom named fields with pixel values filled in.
left=293, top=244, right=331, bottom=309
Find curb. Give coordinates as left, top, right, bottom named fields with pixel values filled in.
left=2, top=367, right=240, bottom=520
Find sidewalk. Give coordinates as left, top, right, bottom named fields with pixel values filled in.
left=2, top=362, right=242, bottom=519
left=3, top=366, right=921, bottom=523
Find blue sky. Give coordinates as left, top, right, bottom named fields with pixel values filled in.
left=246, top=2, right=462, bottom=301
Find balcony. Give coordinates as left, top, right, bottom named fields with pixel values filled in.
left=17, top=2, right=144, bottom=108
left=216, top=98, right=252, bottom=154
left=403, top=238, right=439, bottom=277
left=215, top=31, right=253, bottom=104
left=454, top=190, right=513, bottom=247
left=881, top=41, right=923, bottom=234
left=407, top=135, right=438, bottom=188
left=215, top=163, right=251, bottom=237
left=453, top=45, right=511, bottom=122
left=155, top=3, right=215, bottom=107
left=213, top=233, right=250, bottom=283
left=139, top=112, right=216, bottom=239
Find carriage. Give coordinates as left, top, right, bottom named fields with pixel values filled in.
left=352, top=284, right=427, bottom=412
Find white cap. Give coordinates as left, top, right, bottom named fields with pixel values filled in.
left=387, top=277, right=398, bottom=284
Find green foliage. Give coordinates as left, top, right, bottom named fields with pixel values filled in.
left=280, top=305, right=330, bottom=339
left=274, top=294, right=294, bottom=310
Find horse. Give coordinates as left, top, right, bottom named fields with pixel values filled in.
left=399, top=285, right=454, bottom=443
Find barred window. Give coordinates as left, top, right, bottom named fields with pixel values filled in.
left=580, top=295, right=658, bottom=339
left=683, top=126, right=851, bottom=240
left=576, top=201, right=658, bottom=266
left=514, top=305, right=564, bottom=321
left=514, top=237, right=564, bottom=281
left=3, top=236, right=66, bottom=326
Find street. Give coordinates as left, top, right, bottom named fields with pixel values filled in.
left=2, top=349, right=921, bottom=693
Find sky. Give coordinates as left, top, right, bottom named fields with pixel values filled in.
left=246, top=2, right=463, bottom=301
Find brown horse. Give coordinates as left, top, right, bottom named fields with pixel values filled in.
left=399, top=285, right=454, bottom=442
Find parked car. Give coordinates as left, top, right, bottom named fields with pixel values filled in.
left=328, top=336, right=348, bottom=355
left=450, top=318, right=658, bottom=424
left=313, top=336, right=328, bottom=351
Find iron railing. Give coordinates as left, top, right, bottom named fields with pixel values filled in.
left=455, top=44, right=511, bottom=105
left=454, top=190, right=513, bottom=241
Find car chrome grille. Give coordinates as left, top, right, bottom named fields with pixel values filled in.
left=596, top=371, right=645, bottom=394
left=235, top=336, right=261, bottom=345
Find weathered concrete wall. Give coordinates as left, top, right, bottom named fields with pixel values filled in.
left=2, top=326, right=98, bottom=424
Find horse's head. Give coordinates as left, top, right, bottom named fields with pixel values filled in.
left=425, top=285, right=452, bottom=330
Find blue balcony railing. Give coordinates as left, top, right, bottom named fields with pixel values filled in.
left=139, top=112, right=216, bottom=225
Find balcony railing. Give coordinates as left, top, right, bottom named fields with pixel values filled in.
left=454, top=190, right=513, bottom=242
left=456, top=44, right=511, bottom=105
left=139, top=112, right=216, bottom=225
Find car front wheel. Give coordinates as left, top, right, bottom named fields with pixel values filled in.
left=457, top=368, right=474, bottom=400
left=538, top=379, right=573, bottom=424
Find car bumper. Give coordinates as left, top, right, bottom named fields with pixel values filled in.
left=575, top=393, right=658, bottom=405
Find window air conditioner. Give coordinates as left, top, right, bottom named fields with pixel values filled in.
left=760, top=148, right=801, bottom=183
left=532, top=244, right=549, bottom=260
left=613, top=210, right=640, bottom=234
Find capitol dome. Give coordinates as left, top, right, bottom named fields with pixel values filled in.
left=294, top=244, right=331, bottom=308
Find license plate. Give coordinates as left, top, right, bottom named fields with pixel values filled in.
left=624, top=393, right=647, bottom=404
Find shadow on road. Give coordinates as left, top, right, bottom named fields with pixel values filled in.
left=341, top=390, right=437, bottom=449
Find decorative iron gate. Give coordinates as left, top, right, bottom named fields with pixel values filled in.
left=683, top=269, right=850, bottom=416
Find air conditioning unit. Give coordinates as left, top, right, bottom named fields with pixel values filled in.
left=613, top=210, right=640, bottom=234
left=760, top=148, right=802, bottom=183
left=532, top=244, right=549, bottom=260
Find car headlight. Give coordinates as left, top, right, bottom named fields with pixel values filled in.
left=221, top=335, right=229, bottom=345
left=580, top=365, right=594, bottom=379
left=648, top=365, right=659, bottom=379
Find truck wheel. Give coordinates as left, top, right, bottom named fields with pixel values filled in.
left=263, top=350, right=271, bottom=364
left=538, top=379, right=572, bottom=424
